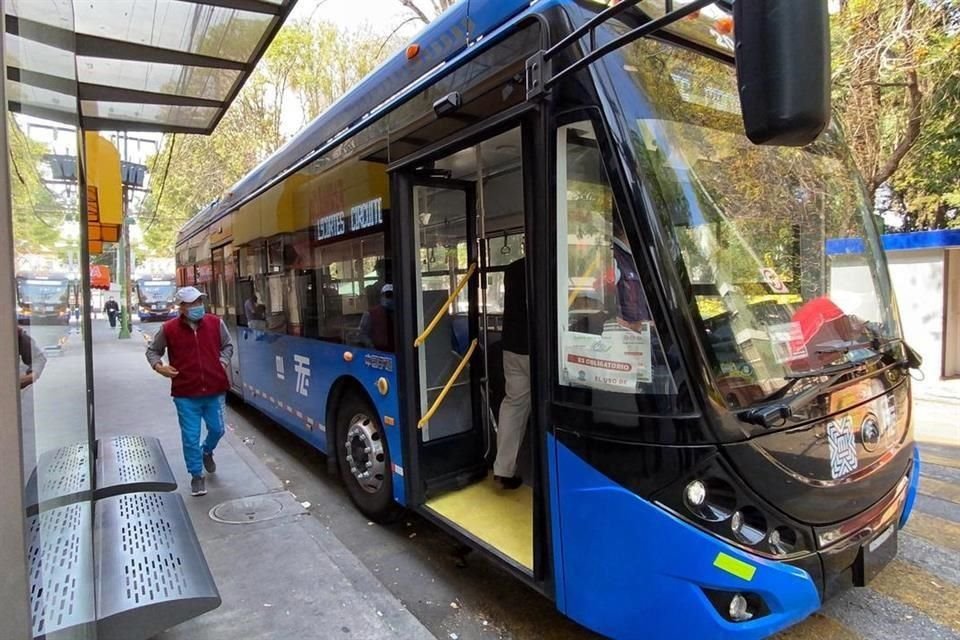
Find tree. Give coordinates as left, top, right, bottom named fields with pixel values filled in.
left=832, top=0, right=960, bottom=221
left=7, top=116, right=69, bottom=257
left=394, top=0, right=456, bottom=24
left=140, top=20, right=396, bottom=256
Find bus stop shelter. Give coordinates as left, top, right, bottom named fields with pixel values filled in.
left=0, top=1, right=296, bottom=637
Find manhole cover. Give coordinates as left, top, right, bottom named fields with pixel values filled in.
left=209, top=495, right=289, bottom=524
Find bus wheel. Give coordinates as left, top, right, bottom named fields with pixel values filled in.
left=336, top=395, right=400, bottom=523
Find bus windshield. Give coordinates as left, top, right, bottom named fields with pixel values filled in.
left=138, top=281, right=176, bottom=303
left=619, top=38, right=900, bottom=408
left=18, top=279, right=68, bottom=304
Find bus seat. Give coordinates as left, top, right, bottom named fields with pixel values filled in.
left=452, top=315, right=470, bottom=355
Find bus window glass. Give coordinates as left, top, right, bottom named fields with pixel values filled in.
left=617, top=38, right=900, bottom=407
left=485, top=232, right=525, bottom=315
left=310, top=234, right=388, bottom=347
left=268, top=239, right=284, bottom=273
left=556, top=122, right=676, bottom=395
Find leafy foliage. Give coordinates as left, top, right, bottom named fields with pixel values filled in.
left=7, top=116, right=68, bottom=255
left=832, top=0, right=960, bottom=228
left=140, top=20, right=398, bottom=256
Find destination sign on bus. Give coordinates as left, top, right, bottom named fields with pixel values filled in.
left=315, top=197, right=383, bottom=241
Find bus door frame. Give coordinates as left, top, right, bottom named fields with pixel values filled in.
left=394, top=173, right=486, bottom=495
left=391, top=107, right=557, bottom=590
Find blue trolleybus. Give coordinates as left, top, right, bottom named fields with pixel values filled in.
left=176, top=2, right=922, bottom=637
left=135, top=275, right=179, bottom=322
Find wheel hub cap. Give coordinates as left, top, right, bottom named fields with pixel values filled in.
left=344, top=413, right=386, bottom=494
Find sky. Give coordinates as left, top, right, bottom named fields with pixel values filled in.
left=289, top=0, right=424, bottom=36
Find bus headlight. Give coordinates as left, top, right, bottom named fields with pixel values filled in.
left=684, top=480, right=707, bottom=508
left=684, top=477, right=736, bottom=523
left=655, top=457, right=814, bottom=559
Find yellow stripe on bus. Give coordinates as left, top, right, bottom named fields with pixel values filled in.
left=713, top=552, right=756, bottom=581
left=871, top=559, right=960, bottom=633
left=904, top=512, right=960, bottom=553
left=774, top=613, right=860, bottom=640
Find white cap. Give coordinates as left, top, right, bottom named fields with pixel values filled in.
left=175, top=286, right=205, bottom=304
left=381, top=284, right=393, bottom=294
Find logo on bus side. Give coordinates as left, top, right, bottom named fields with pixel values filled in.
left=294, top=355, right=311, bottom=397
left=827, top=415, right=858, bottom=479
left=275, top=356, right=285, bottom=380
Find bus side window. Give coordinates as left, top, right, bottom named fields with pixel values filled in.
left=555, top=121, right=675, bottom=396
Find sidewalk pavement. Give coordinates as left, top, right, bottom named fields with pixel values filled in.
left=90, top=319, right=435, bottom=640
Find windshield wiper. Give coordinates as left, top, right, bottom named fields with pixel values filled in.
left=738, top=355, right=881, bottom=428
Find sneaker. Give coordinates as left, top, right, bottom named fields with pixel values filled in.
left=494, top=475, right=523, bottom=490
left=203, top=452, right=216, bottom=474
left=190, top=475, right=207, bottom=497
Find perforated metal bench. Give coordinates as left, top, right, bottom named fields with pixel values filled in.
left=24, top=436, right=219, bottom=639
left=95, top=492, right=221, bottom=640
left=24, top=435, right=177, bottom=515
left=95, top=434, right=178, bottom=499
left=25, top=493, right=220, bottom=639
left=25, top=502, right=97, bottom=639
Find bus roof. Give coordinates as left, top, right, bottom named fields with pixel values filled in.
left=178, top=0, right=735, bottom=245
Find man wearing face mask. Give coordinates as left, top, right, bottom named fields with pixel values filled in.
left=359, top=284, right=395, bottom=352
left=145, top=286, right=233, bottom=497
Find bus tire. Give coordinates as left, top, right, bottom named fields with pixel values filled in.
left=335, top=393, right=401, bottom=523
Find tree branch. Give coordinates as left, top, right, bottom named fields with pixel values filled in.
left=397, top=0, right=431, bottom=24
left=872, top=0, right=922, bottom=191
left=872, top=67, right=923, bottom=191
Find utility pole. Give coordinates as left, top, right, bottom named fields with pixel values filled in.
left=118, top=131, right=131, bottom=339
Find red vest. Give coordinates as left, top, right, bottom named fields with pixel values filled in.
left=162, top=314, right=230, bottom=397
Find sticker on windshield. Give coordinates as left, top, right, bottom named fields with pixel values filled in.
left=768, top=322, right=808, bottom=364
left=760, top=268, right=790, bottom=294
left=827, top=415, right=859, bottom=479
left=563, top=323, right=652, bottom=392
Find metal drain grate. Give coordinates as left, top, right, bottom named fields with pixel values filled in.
left=209, top=491, right=307, bottom=524
left=26, top=502, right=96, bottom=637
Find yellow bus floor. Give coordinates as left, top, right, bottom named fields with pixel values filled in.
left=425, top=475, right=533, bottom=571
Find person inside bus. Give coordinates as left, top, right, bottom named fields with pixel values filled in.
left=244, top=292, right=266, bottom=331
left=365, top=258, right=390, bottom=310
left=610, top=220, right=652, bottom=329
left=358, top=284, right=395, bottom=352
left=493, top=256, right=529, bottom=490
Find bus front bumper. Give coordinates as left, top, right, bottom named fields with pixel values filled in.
left=549, top=438, right=920, bottom=639
left=550, top=435, right=821, bottom=640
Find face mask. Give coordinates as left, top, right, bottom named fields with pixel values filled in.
left=186, top=306, right=205, bottom=322
left=381, top=297, right=394, bottom=311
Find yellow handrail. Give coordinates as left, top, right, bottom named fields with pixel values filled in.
left=418, top=338, right=477, bottom=429
left=414, top=262, right=477, bottom=348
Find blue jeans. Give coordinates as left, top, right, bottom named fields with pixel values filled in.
left=173, top=394, right=226, bottom=477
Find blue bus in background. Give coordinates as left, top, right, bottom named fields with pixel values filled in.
left=135, top=276, right=178, bottom=322
left=176, top=1, right=922, bottom=637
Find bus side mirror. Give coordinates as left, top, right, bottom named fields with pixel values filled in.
left=904, top=343, right=923, bottom=370
left=734, top=0, right=831, bottom=147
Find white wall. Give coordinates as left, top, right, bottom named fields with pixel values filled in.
left=887, top=249, right=945, bottom=383
left=944, top=250, right=960, bottom=378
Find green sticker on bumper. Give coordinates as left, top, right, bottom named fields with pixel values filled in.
left=714, top=552, right=756, bottom=582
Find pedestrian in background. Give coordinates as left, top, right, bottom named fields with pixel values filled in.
left=145, top=286, right=233, bottom=497
left=103, top=296, right=120, bottom=328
